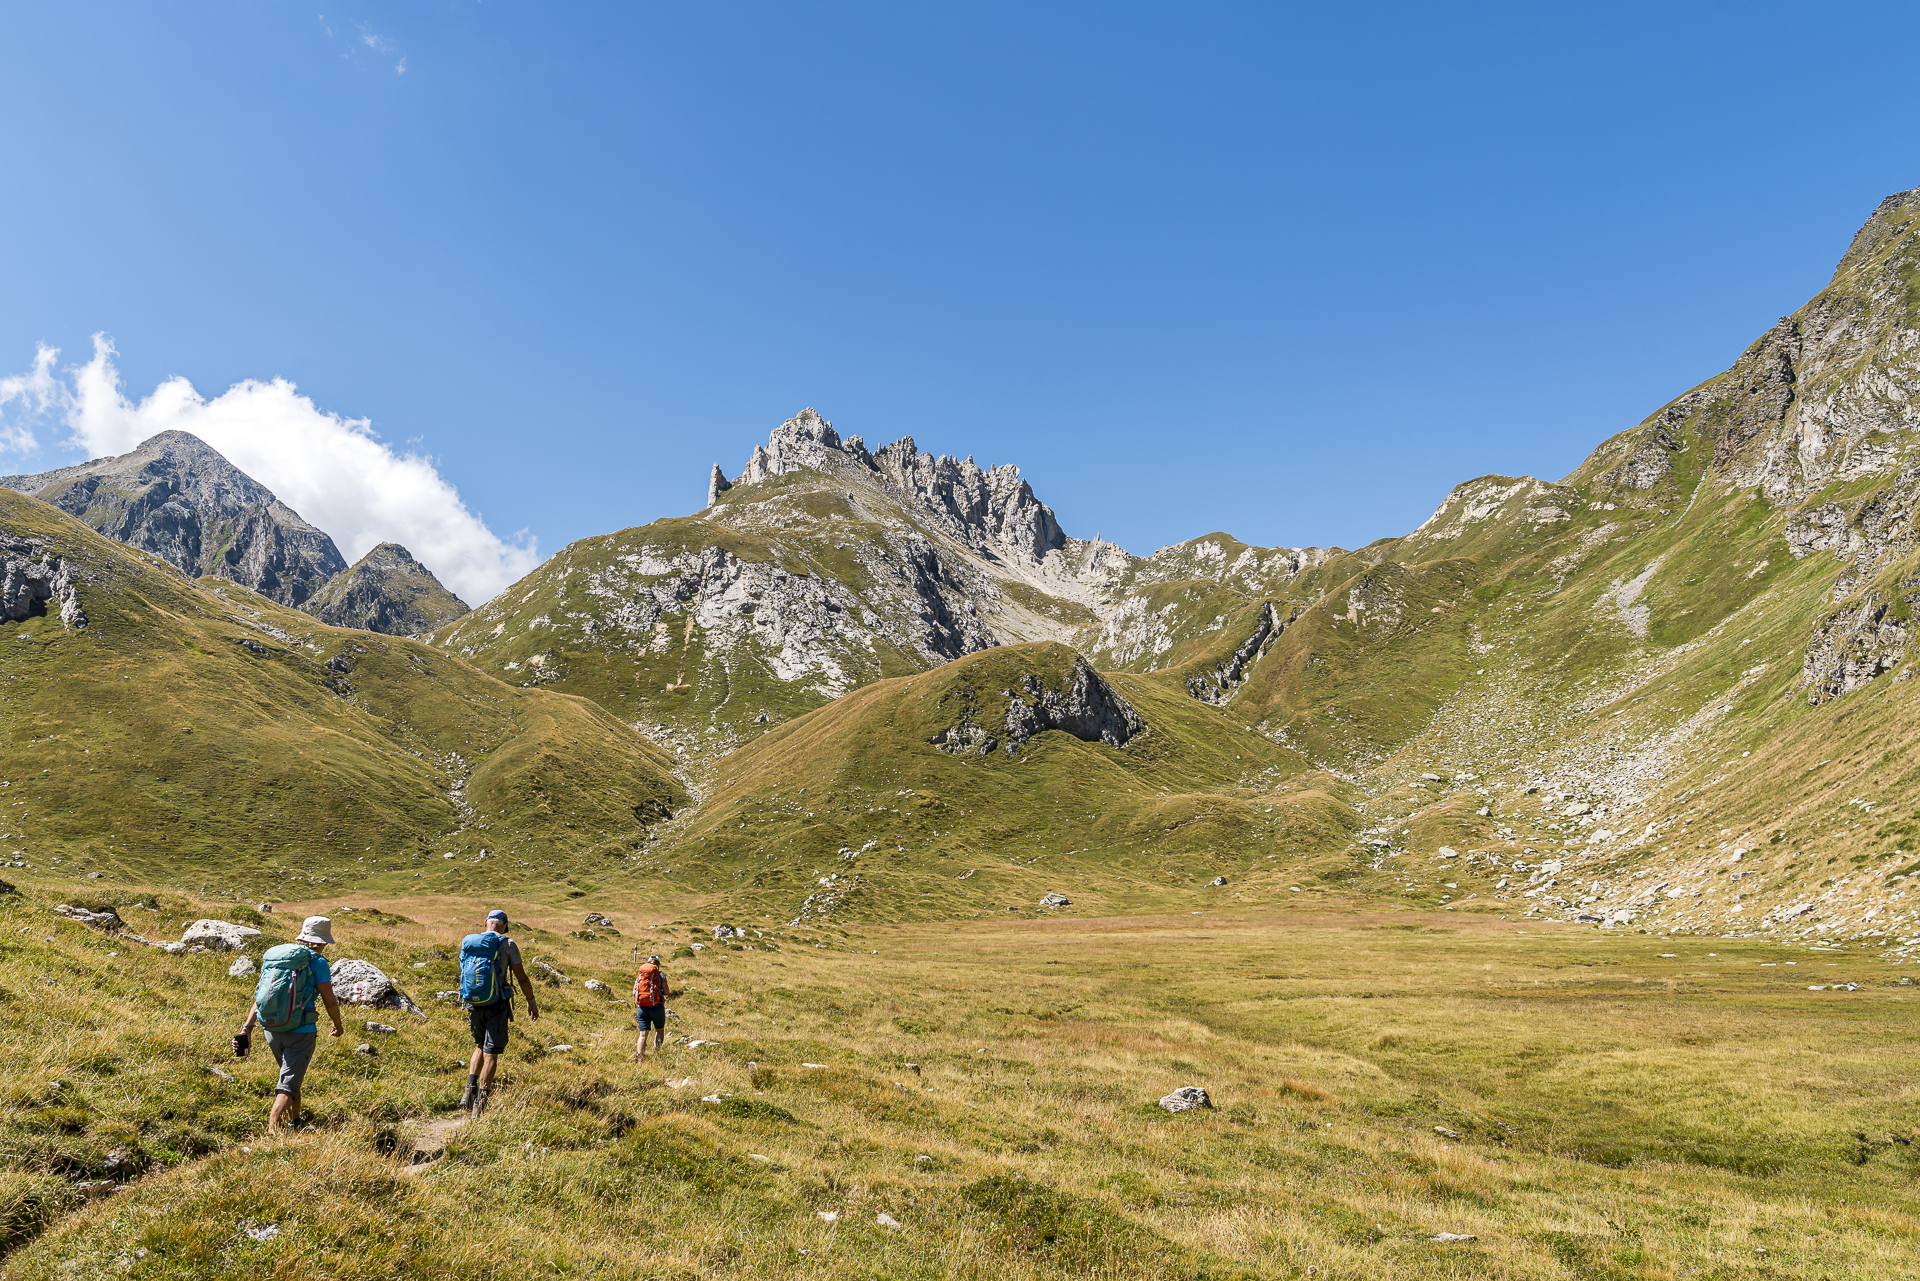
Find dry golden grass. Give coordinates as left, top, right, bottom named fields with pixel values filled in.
left=5, top=882, right=1920, bottom=1278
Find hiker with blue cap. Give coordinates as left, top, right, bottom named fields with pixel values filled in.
left=233, top=916, right=343, bottom=1136
left=458, top=909, right=540, bottom=1116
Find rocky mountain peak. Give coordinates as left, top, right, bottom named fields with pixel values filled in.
left=720, top=409, right=1067, bottom=569
left=1, top=429, right=347, bottom=607
left=304, top=541, right=469, bottom=637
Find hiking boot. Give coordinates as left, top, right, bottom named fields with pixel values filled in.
left=471, top=1088, right=489, bottom=1118
left=458, top=1082, right=474, bottom=1112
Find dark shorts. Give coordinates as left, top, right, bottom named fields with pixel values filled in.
left=263, top=1028, right=317, bottom=1097
left=468, top=1001, right=511, bottom=1054
left=635, top=1003, right=665, bottom=1031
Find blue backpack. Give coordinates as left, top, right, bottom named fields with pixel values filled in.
left=460, top=933, right=511, bottom=1005
left=254, top=944, right=317, bottom=1033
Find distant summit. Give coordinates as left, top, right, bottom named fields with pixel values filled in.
left=2, top=430, right=347, bottom=608
left=711, top=407, right=1067, bottom=569
left=306, top=542, right=470, bottom=636
left=2, top=430, right=466, bottom=636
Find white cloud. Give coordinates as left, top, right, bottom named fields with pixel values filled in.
left=0, top=344, right=60, bottom=453
left=23, top=335, right=536, bottom=606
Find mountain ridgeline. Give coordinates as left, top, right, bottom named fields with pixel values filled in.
left=11, top=185, right=1920, bottom=945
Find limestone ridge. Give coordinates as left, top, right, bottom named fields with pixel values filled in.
left=1, top=430, right=346, bottom=608
left=305, top=542, right=471, bottom=637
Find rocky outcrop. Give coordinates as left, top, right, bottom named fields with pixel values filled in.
left=2, top=430, right=346, bottom=607
left=550, top=533, right=999, bottom=692
left=929, top=652, right=1144, bottom=756
left=304, top=542, right=469, bottom=636
left=1003, top=657, right=1144, bottom=752
left=1802, top=591, right=1911, bottom=704
left=1, top=537, right=85, bottom=629
left=870, top=437, right=1065, bottom=568
left=1186, top=602, right=1290, bottom=704
left=707, top=464, right=732, bottom=507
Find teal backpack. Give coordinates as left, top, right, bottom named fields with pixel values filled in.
left=253, top=944, right=317, bottom=1033
left=460, top=933, right=511, bottom=1005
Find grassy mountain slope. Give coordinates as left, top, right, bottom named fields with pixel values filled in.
left=0, top=489, right=684, bottom=902
left=646, top=641, right=1359, bottom=925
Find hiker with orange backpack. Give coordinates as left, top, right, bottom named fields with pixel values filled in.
left=633, top=953, right=668, bottom=1062
left=458, top=909, right=540, bottom=1117
left=233, top=916, right=344, bottom=1136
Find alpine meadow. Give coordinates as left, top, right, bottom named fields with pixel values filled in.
left=13, top=183, right=1920, bottom=1279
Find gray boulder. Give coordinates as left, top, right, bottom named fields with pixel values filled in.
left=1159, top=1086, right=1213, bottom=1114
left=227, top=955, right=256, bottom=978
left=1039, top=892, right=1071, bottom=907
left=329, top=958, right=424, bottom=1016
left=181, top=919, right=262, bottom=952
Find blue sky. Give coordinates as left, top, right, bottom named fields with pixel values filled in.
left=4, top=2, right=1919, bottom=597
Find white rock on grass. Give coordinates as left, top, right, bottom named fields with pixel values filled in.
left=1158, top=1086, right=1212, bottom=1113
left=329, top=959, right=425, bottom=1016
left=228, top=955, right=256, bottom=978
left=181, top=920, right=261, bottom=952
left=1040, top=892, right=1071, bottom=907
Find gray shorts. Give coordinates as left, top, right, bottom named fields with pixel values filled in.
left=264, top=1028, right=317, bottom=1097
left=469, top=1002, right=511, bottom=1055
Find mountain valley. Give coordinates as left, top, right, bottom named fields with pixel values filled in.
left=12, top=182, right=1920, bottom=1281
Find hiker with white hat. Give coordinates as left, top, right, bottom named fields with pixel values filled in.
left=233, top=916, right=343, bottom=1136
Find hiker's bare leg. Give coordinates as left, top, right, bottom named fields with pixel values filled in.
left=652, top=1026, right=667, bottom=1052
left=268, top=1090, right=294, bottom=1135
left=468, top=1046, right=484, bottom=1079
left=476, top=1050, right=499, bottom=1089
left=636, top=1028, right=648, bottom=1060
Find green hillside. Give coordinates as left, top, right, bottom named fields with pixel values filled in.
left=654, top=642, right=1363, bottom=926
left=0, top=489, right=686, bottom=904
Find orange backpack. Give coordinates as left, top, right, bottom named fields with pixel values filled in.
left=634, top=964, right=665, bottom=1007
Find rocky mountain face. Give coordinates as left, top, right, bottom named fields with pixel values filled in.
left=1, top=430, right=466, bottom=637
left=305, top=542, right=470, bottom=636
left=2, top=430, right=347, bottom=608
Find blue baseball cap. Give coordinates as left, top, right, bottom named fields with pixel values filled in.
left=486, top=909, right=508, bottom=924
